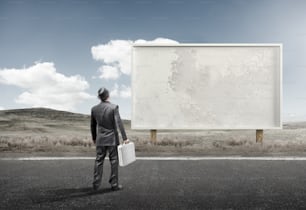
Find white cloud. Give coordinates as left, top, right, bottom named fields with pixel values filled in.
left=134, top=38, right=178, bottom=45
left=92, top=40, right=132, bottom=76
left=120, top=85, right=131, bottom=98
left=99, top=65, right=120, bottom=80
left=0, top=62, right=93, bottom=111
left=110, top=83, right=120, bottom=98
left=110, top=83, right=131, bottom=99
left=91, top=38, right=178, bottom=80
left=0, top=106, right=4, bottom=110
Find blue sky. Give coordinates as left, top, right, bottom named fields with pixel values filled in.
left=0, top=0, right=306, bottom=121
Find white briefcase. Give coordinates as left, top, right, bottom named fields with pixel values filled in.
left=117, top=142, right=136, bottom=167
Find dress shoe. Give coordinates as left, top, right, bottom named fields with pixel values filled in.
left=111, top=184, right=123, bottom=191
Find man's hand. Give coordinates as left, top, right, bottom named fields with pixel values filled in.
left=123, top=139, right=130, bottom=144
left=92, top=140, right=96, bottom=145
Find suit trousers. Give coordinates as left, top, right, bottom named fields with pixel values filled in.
left=93, top=146, right=119, bottom=188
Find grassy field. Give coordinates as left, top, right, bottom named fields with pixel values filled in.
left=1, top=108, right=306, bottom=156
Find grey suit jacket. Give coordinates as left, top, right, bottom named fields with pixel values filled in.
left=91, top=101, right=127, bottom=146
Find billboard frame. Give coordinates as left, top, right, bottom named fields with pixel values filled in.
left=131, top=43, right=283, bottom=131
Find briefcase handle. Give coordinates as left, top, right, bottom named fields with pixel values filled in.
left=123, top=139, right=130, bottom=144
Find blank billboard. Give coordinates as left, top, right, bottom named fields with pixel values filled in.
left=132, top=44, right=282, bottom=130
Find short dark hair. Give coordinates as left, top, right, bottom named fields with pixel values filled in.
left=98, top=87, right=109, bottom=101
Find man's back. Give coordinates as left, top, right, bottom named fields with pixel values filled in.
left=91, top=101, right=127, bottom=146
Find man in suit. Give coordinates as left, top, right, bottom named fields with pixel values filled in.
left=91, top=87, right=129, bottom=191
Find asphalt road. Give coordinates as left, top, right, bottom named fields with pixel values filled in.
left=1, top=158, right=306, bottom=210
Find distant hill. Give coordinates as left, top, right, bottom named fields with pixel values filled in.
left=0, top=108, right=131, bottom=134
left=0, top=108, right=89, bottom=121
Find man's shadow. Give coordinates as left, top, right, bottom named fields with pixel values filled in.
left=33, top=187, right=114, bottom=204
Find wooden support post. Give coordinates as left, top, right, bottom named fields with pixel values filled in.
left=256, top=129, right=263, bottom=143
left=150, top=129, right=157, bottom=144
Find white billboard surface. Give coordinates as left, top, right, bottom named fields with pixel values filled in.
left=132, top=44, right=282, bottom=129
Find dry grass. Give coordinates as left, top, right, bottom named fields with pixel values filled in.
left=2, top=128, right=306, bottom=156
left=1, top=108, right=306, bottom=156
left=0, top=135, right=94, bottom=153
